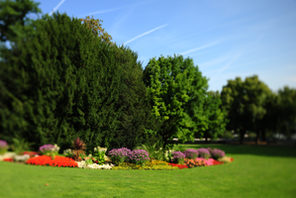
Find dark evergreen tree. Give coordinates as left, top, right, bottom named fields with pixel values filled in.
left=0, top=13, right=151, bottom=150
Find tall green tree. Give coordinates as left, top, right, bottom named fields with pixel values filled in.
left=143, top=55, right=208, bottom=149
left=202, top=91, right=227, bottom=141
left=0, top=13, right=150, bottom=150
left=276, top=86, right=296, bottom=139
left=221, top=75, right=271, bottom=143
left=0, top=0, right=40, bottom=42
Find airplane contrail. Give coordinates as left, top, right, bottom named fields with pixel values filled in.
left=49, top=0, right=67, bottom=16
left=124, top=24, right=168, bottom=45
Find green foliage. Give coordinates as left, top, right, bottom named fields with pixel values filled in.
left=136, top=143, right=165, bottom=161
left=92, top=146, right=107, bottom=164
left=0, top=13, right=151, bottom=150
left=275, top=86, right=296, bottom=139
left=80, top=16, right=112, bottom=42
left=221, top=75, right=272, bottom=142
left=0, top=0, right=40, bottom=42
left=11, top=137, right=31, bottom=154
left=202, top=91, right=227, bottom=141
left=143, top=55, right=208, bottom=148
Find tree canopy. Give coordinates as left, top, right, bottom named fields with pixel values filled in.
left=143, top=55, right=209, bottom=148
left=221, top=75, right=272, bottom=143
left=0, top=0, right=40, bottom=42
left=0, top=13, right=151, bottom=150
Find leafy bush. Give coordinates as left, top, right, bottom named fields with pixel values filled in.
left=108, top=148, right=131, bottom=165
left=208, top=148, right=225, bottom=160
left=11, top=138, right=31, bottom=155
left=93, top=146, right=107, bottom=164
left=197, top=148, right=211, bottom=159
left=136, top=143, right=165, bottom=161
left=0, top=140, right=8, bottom=154
left=183, top=149, right=199, bottom=159
left=171, top=151, right=185, bottom=164
left=129, top=149, right=150, bottom=165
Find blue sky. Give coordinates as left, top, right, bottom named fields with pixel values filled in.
left=35, top=0, right=296, bottom=91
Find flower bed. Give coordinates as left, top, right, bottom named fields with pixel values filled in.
left=26, top=155, right=78, bottom=167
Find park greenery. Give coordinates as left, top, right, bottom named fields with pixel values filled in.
left=0, top=0, right=296, bottom=155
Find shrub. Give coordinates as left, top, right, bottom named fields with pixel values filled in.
left=197, top=148, right=211, bottom=159
left=39, top=144, right=60, bottom=157
left=108, top=148, right=131, bottom=165
left=93, top=146, right=107, bottom=164
left=183, top=149, right=199, bottom=159
left=11, top=138, right=31, bottom=154
left=209, top=148, right=225, bottom=160
left=171, top=151, right=185, bottom=164
left=129, top=149, right=150, bottom=165
left=0, top=140, right=8, bottom=154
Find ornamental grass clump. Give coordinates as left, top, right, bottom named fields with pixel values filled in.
left=0, top=140, right=8, bottom=154
left=197, top=148, right=211, bottom=159
left=72, top=137, right=86, bottom=161
left=129, top=149, right=150, bottom=165
left=108, top=148, right=131, bottom=165
left=171, top=151, right=185, bottom=164
left=209, top=148, right=225, bottom=160
left=183, top=149, right=199, bottom=159
left=39, top=144, right=60, bottom=157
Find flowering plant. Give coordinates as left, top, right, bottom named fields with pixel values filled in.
left=184, top=158, right=206, bottom=168
left=93, top=146, right=107, bottom=164
left=0, top=140, right=8, bottom=154
left=26, top=155, right=78, bottom=167
left=208, top=148, right=225, bottom=160
left=63, top=149, right=74, bottom=158
left=197, top=148, right=211, bottom=159
left=108, top=148, right=131, bottom=165
left=39, top=144, right=60, bottom=157
left=183, top=149, right=199, bottom=159
left=168, top=163, right=188, bottom=169
left=171, top=151, right=185, bottom=164
left=129, top=149, right=150, bottom=165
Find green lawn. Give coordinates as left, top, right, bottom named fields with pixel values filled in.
left=1, top=144, right=296, bottom=198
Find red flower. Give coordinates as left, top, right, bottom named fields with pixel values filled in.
left=26, top=155, right=78, bottom=167
left=168, top=163, right=188, bottom=169
left=3, top=158, right=13, bottom=162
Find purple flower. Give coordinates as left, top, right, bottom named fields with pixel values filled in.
left=0, top=140, right=8, bottom=148
left=129, top=149, right=150, bottom=165
left=39, top=144, right=60, bottom=156
left=183, top=149, right=199, bottom=159
left=209, top=148, right=225, bottom=160
left=197, top=148, right=211, bottom=159
left=108, top=148, right=131, bottom=165
left=39, top=144, right=55, bottom=153
left=172, top=151, right=185, bottom=164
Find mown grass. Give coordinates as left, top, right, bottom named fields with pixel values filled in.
left=1, top=144, right=296, bottom=198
